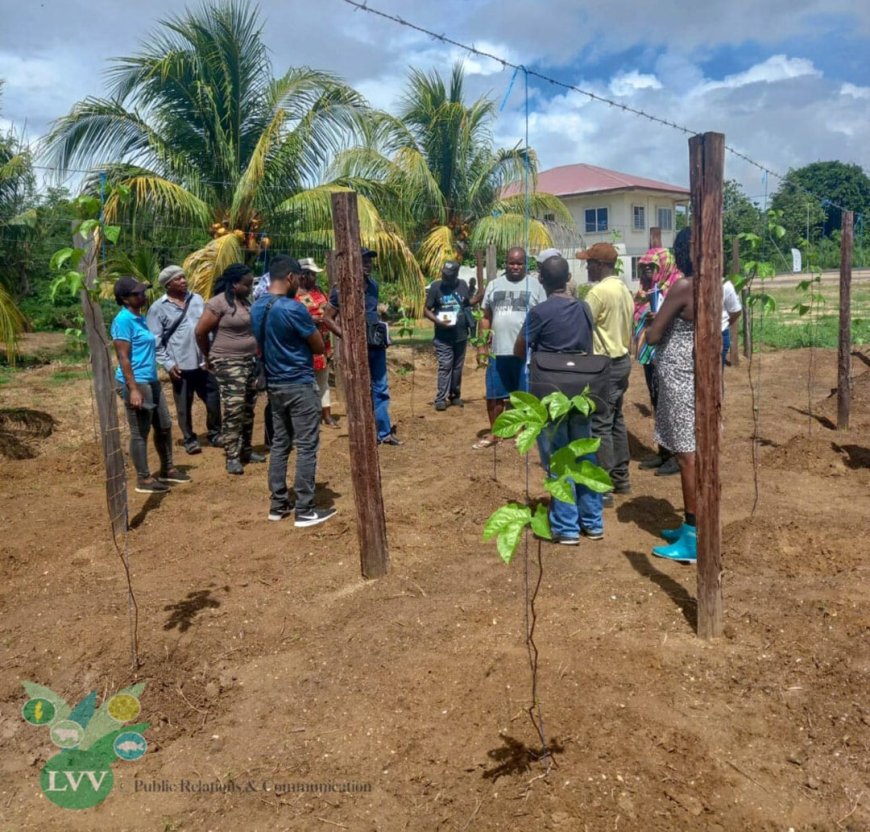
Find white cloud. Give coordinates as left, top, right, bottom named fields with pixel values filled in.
left=610, top=72, right=663, bottom=97
left=696, top=55, right=821, bottom=94
left=840, top=82, right=870, bottom=99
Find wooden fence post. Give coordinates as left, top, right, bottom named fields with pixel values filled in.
left=729, top=236, right=740, bottom=367
left=75, top=232, right=128, bottom=545
left=325, top=250, right=346, bottom=406
left=330, top=192, right=390, bottom=579
left=649, top=226, right=662, bottom=249
left=837, top=210, right=853, bottom=430
left=689, top=132, right=725, bottom=640
left=486, top=243, right=497, bottom=284
left=76, top=230, right=139, bottom=667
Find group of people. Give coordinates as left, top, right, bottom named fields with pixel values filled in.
left=111, top=250, right=402, bottom=529
left=111, top=236, right=738, bottom=555
left=421, top=236, right=739, bottom=565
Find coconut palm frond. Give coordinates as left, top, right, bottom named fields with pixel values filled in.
left=41, top=98, right=166, bottom=174
left=0, top=282, right=27, bottom=364
left=276, top=185, right=425, bottom=313
left=417, top=225, right=458, bottom=282
left=183, top=234, right=243, bottom=298
left=493, top=193, right=575, bottom=227
left=104, top=175, right=211, bottom=227
left=469, top=215, right=556, bottom=255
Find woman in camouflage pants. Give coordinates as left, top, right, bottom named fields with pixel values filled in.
left=195, top=264, right=265, bottom=475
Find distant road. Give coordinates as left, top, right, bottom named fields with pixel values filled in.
left=765, top=269, right=870, bottom=287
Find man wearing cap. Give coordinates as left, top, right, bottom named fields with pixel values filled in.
left=424, top=260, right=472, bottom=411
left=474, top=246, right=546, bottom=449
left=324, top=248, right=401, bottom=445
left=578, top=243, right=634, bottom=502
left=146, top=265, right=221, bottom=454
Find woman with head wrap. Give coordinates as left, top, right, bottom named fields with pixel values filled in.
left=195, top=264, right=265, bottom=475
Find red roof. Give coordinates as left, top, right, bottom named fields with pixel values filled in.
left=504, top=163, right=689, bottom=198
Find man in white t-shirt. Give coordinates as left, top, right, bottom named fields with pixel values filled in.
left=722, top=280, right=742, bottom=366
left=473, top=246, right=546, bottom=449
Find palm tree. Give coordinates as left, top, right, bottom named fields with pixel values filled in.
left=331, top=63, right=573, bottom=278
left=42, top=0, right=423, bottom=302
left=0, top=85, right=32, bottom=362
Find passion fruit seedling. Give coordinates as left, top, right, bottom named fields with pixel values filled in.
left=481, top=387, right=612, bottom=770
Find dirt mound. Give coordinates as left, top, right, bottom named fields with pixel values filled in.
left=812, top=366, right=870, bottom=427
left=0, top=408, right=56, bottom=459
left=725, top=509, right=868, bottom=576
left=763, top=432, right=852, bottom=477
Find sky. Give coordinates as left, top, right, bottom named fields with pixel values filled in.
left=1, top=0, right=868, bottom=205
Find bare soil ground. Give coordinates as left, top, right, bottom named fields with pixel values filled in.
left=0, top=345, right=868, bottom=831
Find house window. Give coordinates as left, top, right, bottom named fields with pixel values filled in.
left=585, top=207, right=608, bottom=233
left=543, top=212, right=555, bottom=222
left=657, top=207, right=673, bottom=231
left=632, top=206, right=645, bottom=231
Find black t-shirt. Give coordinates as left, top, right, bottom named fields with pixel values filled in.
left=524, top=294, right=595, bottom=353
left=425, top=279, right=471, bottom=343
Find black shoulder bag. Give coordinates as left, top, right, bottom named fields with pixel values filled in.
left=254, top=297, right=277, bottom=391
left=527, top=301, right=611, bottom=412
left=160, top=295, right=193, bottom=349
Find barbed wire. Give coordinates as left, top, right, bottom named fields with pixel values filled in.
left=341, top=0, right=864, bottom=221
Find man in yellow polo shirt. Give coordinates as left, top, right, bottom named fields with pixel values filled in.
left=578, top=243, right=634, bottom=505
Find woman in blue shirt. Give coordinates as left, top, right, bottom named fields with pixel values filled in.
left=112, top=276, right=190, bottom=493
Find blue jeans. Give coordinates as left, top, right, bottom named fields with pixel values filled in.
left=538, top=413, right=603, bottom=538
left=721, top=327, right=731, bottom=367
left=368, top=346, right=393, bottom=441
left=267, top=383, right=321, bottom=513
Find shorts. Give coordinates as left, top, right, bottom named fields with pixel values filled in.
left=485, top=355, right=526, bottom=400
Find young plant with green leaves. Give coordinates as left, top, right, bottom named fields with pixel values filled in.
left=49, top=192, right=125, bottom=302
left=482, top=390, right=612, bottom=562
left=481, top=387, right=612, bottom=765
left=467, top=307, right=492, bottom=366
left=730, top=210, right=787, bottom=316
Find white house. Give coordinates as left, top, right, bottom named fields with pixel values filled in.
left=505, top=163, right=689, bottom=283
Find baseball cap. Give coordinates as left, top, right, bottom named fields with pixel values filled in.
left=576, top=243, right=619, bottom=265
left=535, top=248, right=561, bottom=264
left=441, top=260, right=460, bottom=279
left=360, top=247, right=377, bottom=259
left=298, top=257, right=323, bottom=273
left=114, top=276, right=150, bottom=304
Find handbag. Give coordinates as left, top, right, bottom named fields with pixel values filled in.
left=366, top=320, right=388, bottom=348
left=528, top=351, right=611, bottom=412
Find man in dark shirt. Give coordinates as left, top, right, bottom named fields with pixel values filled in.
left=324, top=248, right=401, bottom=445
left=423, top=260, right=472, bottom=411
left=251, top=255, right=336, bottom=528
left=514, top=256, right=604, bottom=544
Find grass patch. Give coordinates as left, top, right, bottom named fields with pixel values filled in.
left=745, top=282, right=870, bottom=350
left=47, top=369, right=92, bottom=385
